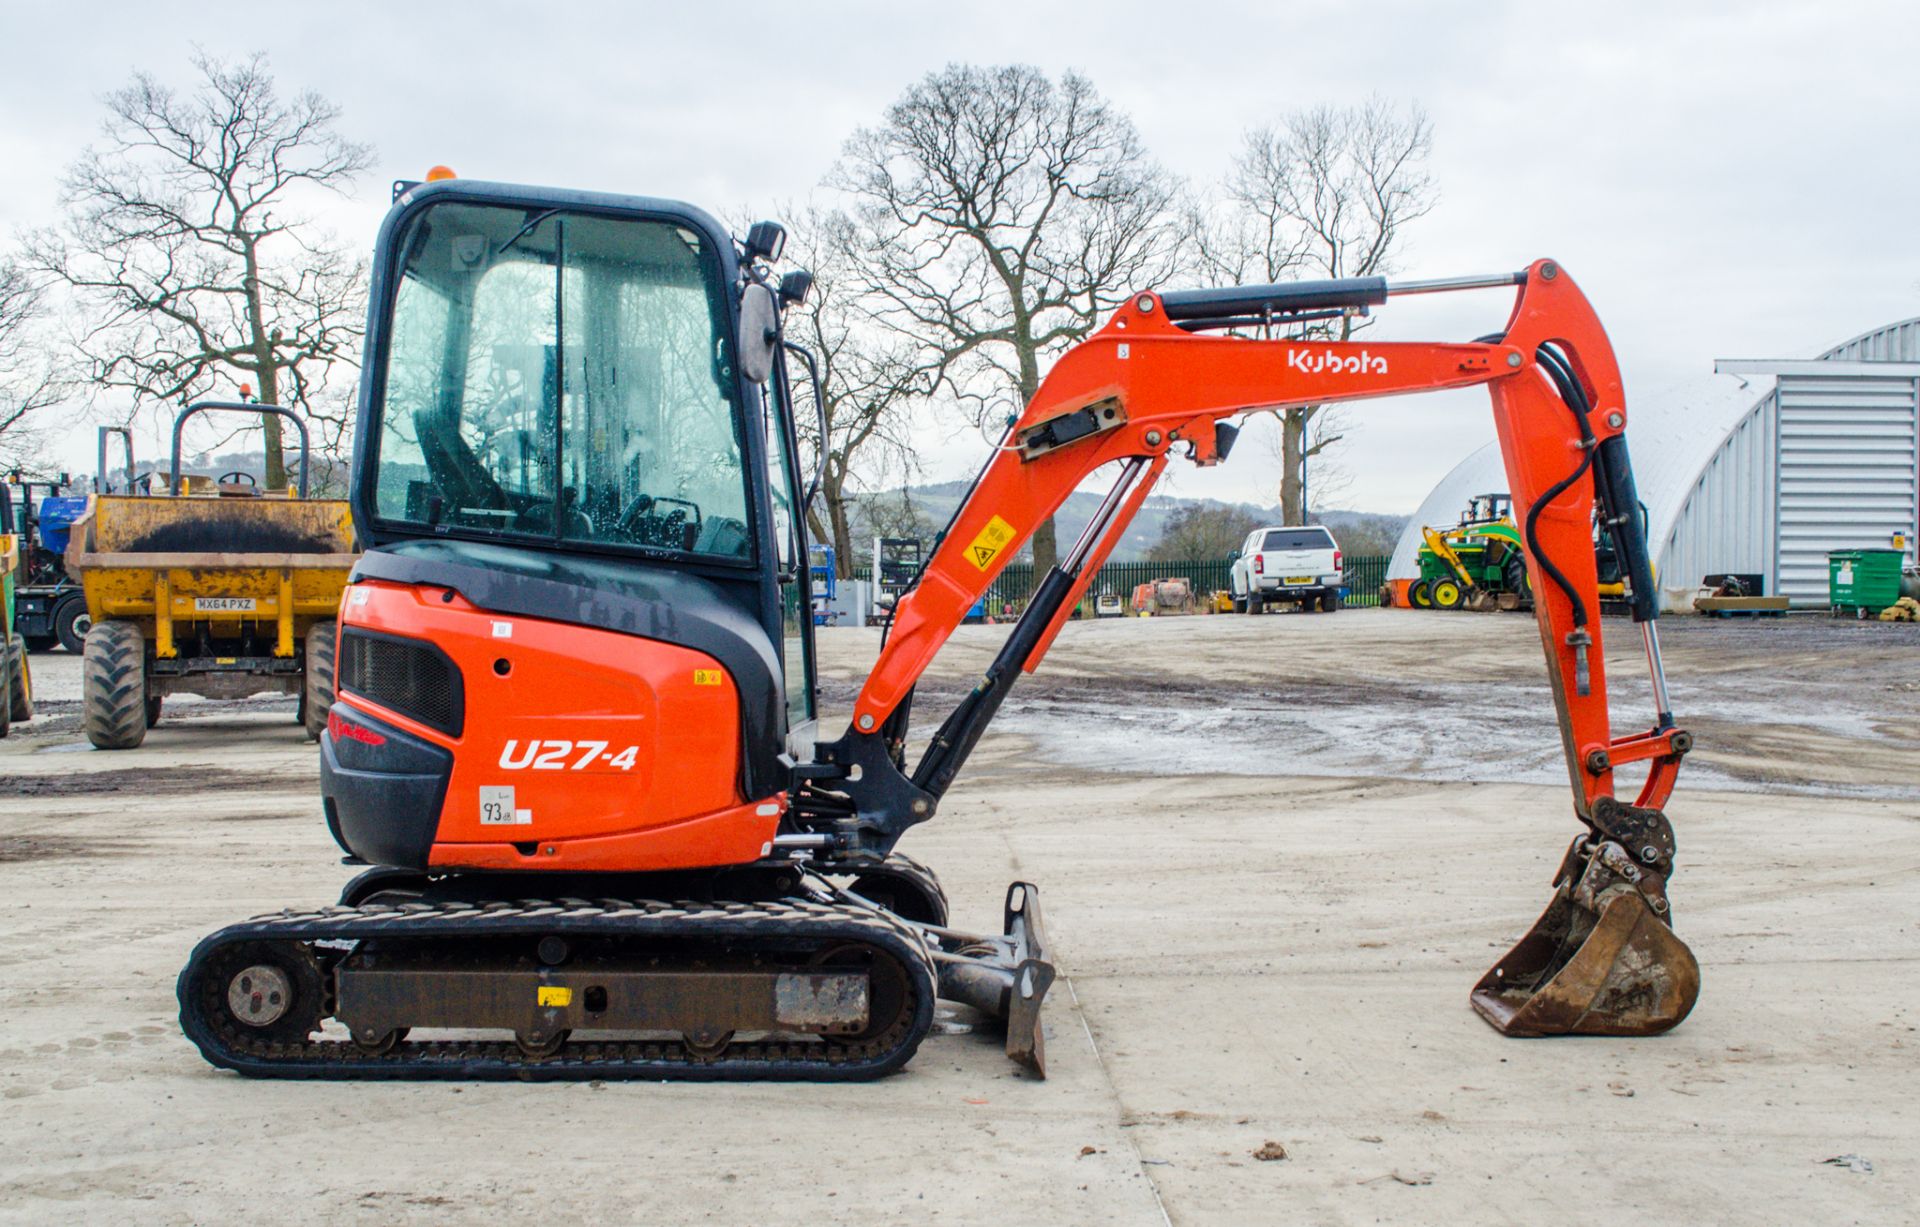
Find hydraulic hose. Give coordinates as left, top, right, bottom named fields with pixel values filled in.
left=1524, top=343, right=1599, bottom=631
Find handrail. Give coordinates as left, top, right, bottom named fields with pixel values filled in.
left=169, top=401, right=312, bottom=497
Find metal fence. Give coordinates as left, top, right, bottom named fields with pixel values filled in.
left=852, top=555, right=1392, bottom=612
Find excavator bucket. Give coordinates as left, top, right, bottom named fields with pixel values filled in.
left=1472, top=873, right=1700, bottom=1036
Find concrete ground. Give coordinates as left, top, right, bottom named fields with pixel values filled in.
left=1, top=608, right=1915, bottom=1225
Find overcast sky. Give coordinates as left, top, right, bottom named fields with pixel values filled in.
left=4, top=1, right=1915, bottom=513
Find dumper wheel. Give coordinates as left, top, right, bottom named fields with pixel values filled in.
left=82, top=620, right=149, bottom=750
left=146, top=696, right=163, bottom=728
left=302, top=620, right=337, bottom=742
left=8, top=637, right=33, bottom=723
left=54, top=595, right=91, bottom=655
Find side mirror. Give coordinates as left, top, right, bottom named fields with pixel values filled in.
left=744, top=220, right=786, bottom=263
left=738, top=283, right=779, bottom=384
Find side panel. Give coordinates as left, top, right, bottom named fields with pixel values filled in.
left=334, top=580, right=775, bottom=870
left=1775, top=371, right=1919, bottom=605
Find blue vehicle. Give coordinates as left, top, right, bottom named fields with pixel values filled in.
left=809, top=544, right=838, bottom=626
left=8, top=480, right=91, bottom=653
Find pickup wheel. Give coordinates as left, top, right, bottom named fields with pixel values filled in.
left=1321, top=591, right=1342, bottom=613
left=1246, top=592, right=1264, bottom=615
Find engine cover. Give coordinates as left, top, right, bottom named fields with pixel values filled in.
left=323, top=579, right=778, bottom=872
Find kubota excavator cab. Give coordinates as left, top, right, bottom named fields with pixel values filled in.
left=178, top=179, right=1043, bottom=1081
left=322, top=183, right=815, bottom=875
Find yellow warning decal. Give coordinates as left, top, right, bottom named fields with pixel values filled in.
left=692, top=669, right=723, bottom=687
left=537, top=986, right=572, bottom=1007
left=965, top=515, right=1018, bottom=571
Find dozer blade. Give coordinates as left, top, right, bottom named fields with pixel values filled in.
left=1001, top=882, right=1056, bottom=1075
left=932, top=881, right=1056, bottom=1076
left=1472, top=879, right=1700, bottom=1037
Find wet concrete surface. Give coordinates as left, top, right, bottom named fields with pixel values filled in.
left=1, top=609, right=1915, bottom=1224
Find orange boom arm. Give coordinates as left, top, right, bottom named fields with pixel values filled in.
left=801, top=258, right=1698, bottom=1037
left=823, top=261, right=1681, bottom=819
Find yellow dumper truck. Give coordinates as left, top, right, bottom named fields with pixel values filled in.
left=64, top=403, right=355, bottom=749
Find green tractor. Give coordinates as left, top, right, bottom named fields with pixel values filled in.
left=1409, top=493, right=1530, bottom=612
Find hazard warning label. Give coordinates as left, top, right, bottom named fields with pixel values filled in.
left=964, top=515, right=1018, bottom=571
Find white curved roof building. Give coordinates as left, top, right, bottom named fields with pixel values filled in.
left=1390, top=319, right=1920, bottom=609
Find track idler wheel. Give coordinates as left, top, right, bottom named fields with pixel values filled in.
left=201, top=940, right=325, bottom=1045
left=1472, top=829, right=1699, bottom=1037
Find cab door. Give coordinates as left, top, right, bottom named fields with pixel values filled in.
left=763, top=374, right=817, bottom=752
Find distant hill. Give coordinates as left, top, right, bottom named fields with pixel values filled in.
left=170, top=451, right=1408, bottom=559
left=851, top=481, right=1408, bottom=560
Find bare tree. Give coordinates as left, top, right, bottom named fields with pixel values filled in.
left=1267, top=404, right=1354, bottom=517
left=1196, top=99, right=1435, bottom=522
left=1148, top=501, right=1265, bottom=563
left=0, top=260, right=64, bottom=471
left=779, top=208, right=931, bottom=578
left=27, top=51, right=373, bottom=488
left=855, top=484, right=937, bottom=547
left=829, top=64, right=1184, bottom=571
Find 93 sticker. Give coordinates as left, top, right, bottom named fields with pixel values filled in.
left=478, top=785, right=530, bottom=825
left=498, top=739, right=640, bottom=771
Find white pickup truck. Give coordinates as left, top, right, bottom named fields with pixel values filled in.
left=1229, top=525, right=1344, bottom=613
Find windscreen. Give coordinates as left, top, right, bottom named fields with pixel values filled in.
left=371, top=201, right=752, bottom=561
left=1263, top=528, right=1334, bottom=551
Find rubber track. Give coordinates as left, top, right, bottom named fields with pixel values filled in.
left=178, top=896, right=938, bottom=1081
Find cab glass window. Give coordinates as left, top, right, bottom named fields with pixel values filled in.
left=373, top=201, right=752, bottom=561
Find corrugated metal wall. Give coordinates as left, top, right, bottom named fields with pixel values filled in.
left=1829, top=317, right=1920, bottom=363
left=1658, top=389, right=1777, bottom=605
left=1657, top=317, right=1920, bottom=607
left=1773, top=372, right=1919, bottom=603
left=1397, top=319, right=1920, bottom=610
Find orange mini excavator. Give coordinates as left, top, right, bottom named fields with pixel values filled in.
left=179, top=178, right=1699, bottom=1080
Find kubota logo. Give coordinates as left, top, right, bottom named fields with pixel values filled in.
left=1287, top=348, right=1389, bottom=375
